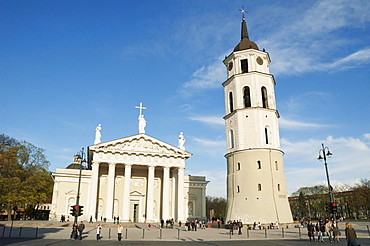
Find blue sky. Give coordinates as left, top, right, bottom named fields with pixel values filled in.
left=1, top=0, right=370, bottom=198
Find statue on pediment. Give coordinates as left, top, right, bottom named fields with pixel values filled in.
left=94, top=124, right=102, bottom=144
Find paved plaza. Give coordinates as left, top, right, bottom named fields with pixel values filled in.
left=1, top=220, right=370, bottom=245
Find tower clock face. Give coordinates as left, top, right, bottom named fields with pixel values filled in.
left=228, top=61, right=233, bottom=71
left=256, top=57, right=263, bottom=65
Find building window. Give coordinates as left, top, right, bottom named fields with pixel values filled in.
left=275, top=161, right=278, bottom=170
left=261, top=86, right=269, bottom=108
left=237, top=162, right=241, bottom=170
left=265, top=127, right=269, bottom=144
left=241, top=59, right=248, bottom=73
left=243, top=86, right=251, bottom=108
left=257, top=160, right=261, bottom=169
left=229, top=91, right=234, bottom=112
left=258, top=183, right=262, bottom=191
left=237, top=186, right=240, bottom=193
left=230, top=130, right=235, bottom=148
left=277, top=184, right=281, bottom=191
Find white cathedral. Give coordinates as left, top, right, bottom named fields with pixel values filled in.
left=50, top=105, right=209, bottom=223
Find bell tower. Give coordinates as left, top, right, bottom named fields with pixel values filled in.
left=223, top=13, right=292, bottom=224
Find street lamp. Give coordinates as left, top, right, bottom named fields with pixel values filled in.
left=74, top=148, right=86, bottom=224
left=317, top=143, right=336, bottom=221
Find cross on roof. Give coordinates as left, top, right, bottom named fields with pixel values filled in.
left=135, top=102, right=146, bottom=117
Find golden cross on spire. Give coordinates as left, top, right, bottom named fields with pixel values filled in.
left=239, top=6, right=247, bottom=20
left=135, top=102, right=147, bottom=117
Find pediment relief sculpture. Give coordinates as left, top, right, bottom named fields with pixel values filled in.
left=96, top=137, right=181, bottom=155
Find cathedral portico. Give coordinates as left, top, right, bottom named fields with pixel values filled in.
left=51, top=124, right=208, bottom=223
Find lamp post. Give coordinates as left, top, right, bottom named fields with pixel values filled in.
left=317, top=143, right=336, bottom=221
left=74, top=148, right=86, bottom=225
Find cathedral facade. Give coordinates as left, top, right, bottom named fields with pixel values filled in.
left=50, top=117, right=209, bottom=223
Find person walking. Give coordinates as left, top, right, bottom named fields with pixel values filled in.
left=307, top=221, right=315, bottom=242
left=326, top=219, right=333, bottom=242
left=70, top=223, right=78, bottom=240
left=77, top=221, right=85, bottom=240
left=96, top=223, right=102, bottom=240
left=345, top=222, right=358, bottom=246
left=117, top=223, right=123, bottom=241
left=332, top=222, right=340, bottom=243
left=237, top=219, right=243, bottom=235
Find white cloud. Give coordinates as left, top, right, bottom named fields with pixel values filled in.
left=180, top=60, right=225, bottom=95
left=191, top=137, right=224, bottom=147
left=258, top=0, right=370, bottom=75
left=279, top=118, right=330, bottom=129
left=189, top=115, right=224, bottom=126
left=282, top=135, right=370, bottom=195
left=323, top=47, right=370, bottom=71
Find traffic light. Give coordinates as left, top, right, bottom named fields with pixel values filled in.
left=70, top=205, right=75, bottom=216
left=331, top=202, right=338, bottom=214
left=78, top=205, right=84, bottom=216
left=325, top=202, right=332, bottom=213
left=70, top=205, right=79, bottom=216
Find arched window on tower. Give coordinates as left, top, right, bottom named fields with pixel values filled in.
left=237, top=186, right=240, bottom=193
left=265, top=125, right=272, bottom=145
left=277, top=184, right=281, bottom=192
left=243, top=86, right=251, bottom=108
left=257, top=160, right=261, bottom=169
left=265, top=128, right=269, bottom=144
left=229, top=91, right=234, bottom=112
left=230, top=129, right=235, bottom=149
left=237, top=162, right=241, bottom=171
left=261, top=86, right=269, bottom=108
left=275, top=161, right=278, bottom=170
left=258, top=183, right=262, bottom=191
left=241, top=59, right=248, bottom=73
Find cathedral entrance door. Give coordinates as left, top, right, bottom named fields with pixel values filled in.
left=130, top=200, right=139, bottom=222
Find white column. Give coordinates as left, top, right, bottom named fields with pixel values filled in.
left=202, top=185, right=206, bottom=218
left=177, top=167, right=185, bottom=222
left=146, top=165, right=155, bottom=222
left=162, top=167, right=170, bottom=220
left=171, top=170, right=176, bottom=219
left=105, top=162, right=116, bottom=221
left=88, top=162, right=100, bottom=220
left=121, top=164, right=132, bottom=222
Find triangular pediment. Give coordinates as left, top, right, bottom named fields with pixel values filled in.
left=130, top=190, right=144, bottom=196
left=89, top=134, right=191, bottom=158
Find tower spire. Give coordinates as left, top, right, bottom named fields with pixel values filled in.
left=239, top=7, right=249, bottom=40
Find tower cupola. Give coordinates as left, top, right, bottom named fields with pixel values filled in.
left=234, top=18, right=259, bottom=51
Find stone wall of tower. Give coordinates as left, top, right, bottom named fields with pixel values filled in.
left=226, top=150, right=292, bottom=223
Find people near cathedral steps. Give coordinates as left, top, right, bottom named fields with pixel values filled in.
left=96, top=223, right=102, bottom=240
left=307, top=221, right=316, bottom=242
left=117, top=224, right=123, bottom=241
left=89, top=215, right=93, bottom=223
left=77, top=221, right=85, bottom=240
left=345, top=222, right=358, bottom=246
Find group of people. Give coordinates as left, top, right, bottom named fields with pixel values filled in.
left=228, top=220, right=243, bottom=235
left=60, top=215, right=69, bottom=222
left=306, top=218, right=339, bottom=242
left=70, top=221, right=85, bottom=240
left=306, top=218, right=358, bottom=245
